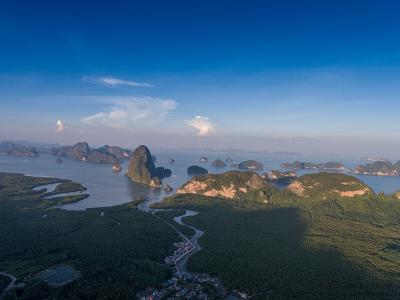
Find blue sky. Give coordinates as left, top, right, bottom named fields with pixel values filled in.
left=1, top=0, right=400, bottom=154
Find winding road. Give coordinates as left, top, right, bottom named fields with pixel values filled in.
left=148, top=207, right=226, bottom=297
left=172, top=210, right=204, bottom=274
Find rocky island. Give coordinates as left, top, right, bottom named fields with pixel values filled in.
left=126, top=145, right=172, bottom=188
left=225, top=157, right=234, bottom=163
left=353, top=160, right=400, bottom=176
left=187, top=165, right=208, bottom=175
left=97, top=145, right=133, bottom=161
left=53, top=142, right=133, bottom=164
left=5, top=143, right=38, bottom=158
left=281, top=161, right=345, bottom=171
left=211, top=159, right=227, bottom=167
left=199, top=157, right=208, bottom=163
left=238, top=160, right=263, bottom=170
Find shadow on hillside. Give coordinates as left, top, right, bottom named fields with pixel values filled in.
left=181, top=204, right=400, bottom=300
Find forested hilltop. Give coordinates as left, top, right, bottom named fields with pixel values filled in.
left=157, top=171, right=400, bottom=299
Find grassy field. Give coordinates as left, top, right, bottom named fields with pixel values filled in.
left=158, top=191, right=400, bottom=299
left=0, top=172, right=180, bottom=299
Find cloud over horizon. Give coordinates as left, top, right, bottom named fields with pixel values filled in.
left=82, top=76, right=153, bottom=87
left=81, top=97, right=178, bottom=129
left=186, top=116, right=216, bottom=136
left=56, top=120, right=65, bottom=132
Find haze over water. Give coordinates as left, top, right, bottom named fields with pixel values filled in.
left=1, top=150, right=400, bottom=210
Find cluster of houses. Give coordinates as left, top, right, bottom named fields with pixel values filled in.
left=136, top=220, right=248, bottom=299
left=136, top=271, right=222, bottom=300
left=137, top=238, right=224, bottom=300
left=164, top=241, right=194, bottom=265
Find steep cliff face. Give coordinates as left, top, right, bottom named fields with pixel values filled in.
left=126, top=145, right=171, bottom=187
left=177, top=171, right=269, bottom=201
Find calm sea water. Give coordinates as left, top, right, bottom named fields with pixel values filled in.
left=1, top=151, right=399, bottom=210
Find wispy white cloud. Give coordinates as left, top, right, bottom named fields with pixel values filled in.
left=186, top=116, right=216, bottom=136
left=82, top=76, right=153, bottom=87
left=81, top=97, right=178, bottom=128
left=56, top=119, right=65, bottom=132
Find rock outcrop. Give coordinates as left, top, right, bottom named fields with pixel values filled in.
left=238, top=160, right=263, bottom=170
left=177, top=171, right=268, bottom=200
left=287, top=172, right=372, bottom=198
left=212, top=159, right=227, bottom=167
left=126, top=145, right=171, bottom=188
left=187, top=165, right=208, bottom=175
